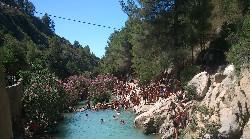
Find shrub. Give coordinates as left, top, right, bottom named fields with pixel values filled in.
left=88, top=73, right=117, bottom=105
left=22, top=69, right=68, bottom=132
left=64, top=75, right=90, bottom=103
left=226, top=14, right=250, bottom=76
left=190, top=118, right=198, bottom=132
left=22, top=69, right=90, bottom=133
left=180, top=66, right=200, bottom=86
left=184, top=85, right=197, bottom=100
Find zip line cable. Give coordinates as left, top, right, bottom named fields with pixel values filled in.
left=0, top=2, right=122, bottom=31
left=35, top=11, right=121, bottom=31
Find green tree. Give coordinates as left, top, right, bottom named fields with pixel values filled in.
left=26, top=40, right=40, bottom=64
left=42, top=13, right=55, bottom=32
left=102, top=28, right=133, bottom=77
left=24, top=0, right=35, bottom=15
left=44, top=36, right=66, bottom=78
left=0, top=34, right=27, bottom=73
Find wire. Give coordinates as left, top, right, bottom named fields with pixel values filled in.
left=0, top=2, right=122, bottom=31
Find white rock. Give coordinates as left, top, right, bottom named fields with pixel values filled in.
left=223, top=64, right=235, bottom=77
left=218, top=108, right=241, bottom=138
left=242, top=119, right=250, bottom=139
left=188, top=72, right=210, bottom=99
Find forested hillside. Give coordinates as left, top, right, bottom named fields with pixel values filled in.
left=100, top=0, right=249, bottom=83
left=0, top=0, right=100, bottom=79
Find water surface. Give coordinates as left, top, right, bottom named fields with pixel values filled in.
left=54, top=102, right=159, bottom=139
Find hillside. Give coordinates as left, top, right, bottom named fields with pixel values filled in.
left=0, top=0, right=100, bottom=79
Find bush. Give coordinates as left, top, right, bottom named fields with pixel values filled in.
left=180, top=66, right=200, bottom=86
left=65, top=75, right=90, bottom=103
left=22, top=69, right=90, bottom=133
left=184, top=85, right=197, bottom=100
left=190, top=118, right=198, bottom=132
left=88, top=73, right=117, bottom=105
left=22, top=69, right=68, bottom=132
left=226, top=14, right=250, bottom=76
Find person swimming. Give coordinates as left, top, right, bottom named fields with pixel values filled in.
left=100, top=119, right=104, bottom=122
left=117, top=112, right=121, bottom=115
left=113, top=115, right=117, bottom=120
left=120, top=118, right=125, bottom=124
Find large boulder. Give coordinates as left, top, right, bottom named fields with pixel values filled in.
left=134, top=97, right=174, bottom=134
left=188, top=72, right=210, bottom=99
left=218, top=108, right=241, bottom=138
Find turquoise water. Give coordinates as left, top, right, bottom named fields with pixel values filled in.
left=54, top=102, right=159, bottom=139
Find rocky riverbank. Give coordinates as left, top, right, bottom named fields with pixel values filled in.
left=133, top=65, right=250, bottom=139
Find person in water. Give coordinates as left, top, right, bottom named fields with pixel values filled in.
left=120, top=118, right=125, bottom=124
left=117, top=111, right=121, bottom=115
left=86, top=114, right=88, bottom=118
left=100, top=119, right=104, bottom=122
left=113, top=115, right=117, bottom=120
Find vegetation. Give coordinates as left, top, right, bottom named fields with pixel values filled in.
left=21, top=65, right=90, bottom=133
left=97, top=0, right=249, bottom=83
left=184, top=85, right=197, bottom=100
left=88, top=73, right=117, bottom=105
left=226, top=14, right=250, bottom=75
left=180, top=66, right=200, bottom=86
left=0, top=0, right=100, bottom=79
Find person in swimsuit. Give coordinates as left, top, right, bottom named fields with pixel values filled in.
left=173, top=116, right=179, bottom=139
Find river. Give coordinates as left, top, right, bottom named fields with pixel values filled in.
left=54, top=101, right=160, bottom=139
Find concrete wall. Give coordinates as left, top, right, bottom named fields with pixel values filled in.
left=0, top=55, right=13, bottom=139
left=6, top=79, right=23, bottom=121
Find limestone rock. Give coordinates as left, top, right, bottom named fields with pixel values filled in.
left=214, top=73, right=227, bottom=83
left=188, top=72, right=210, bottom=99
left=223, top=65, right=235, bottom=77
left=143, top=118, right=156, bottom=134
left=218, top=108, right=241, bottom=138
left=161, top=127, right=173, bottom=139
left=242, top=119, right=250, bottom=139
left=134, top=97, right=174, bottom=134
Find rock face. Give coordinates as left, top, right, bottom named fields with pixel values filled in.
left=242, top=120, right=250, bottom=139
left=188, top=72, right=210, bottom=99
left=218, top=108, right=241, bottom=138
left=134, top=97, right=173, bottom=134
left=199, top=65, right=250, bottom=138
left=133, top=65, right=249, bottom=138
left=0, top=55, right=13, bottom=138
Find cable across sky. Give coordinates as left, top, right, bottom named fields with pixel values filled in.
left=0, top=2, right=122, bottom=31
left=34, top=11, right=122, bottom=31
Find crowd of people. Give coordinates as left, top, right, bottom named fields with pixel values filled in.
left=83, top=75, right=192, bottom=139
left=5, top=72, right=17, bottom=86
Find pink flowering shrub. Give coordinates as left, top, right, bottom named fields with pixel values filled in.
left=64, top=75, right=90, bottom=104
left=88, top=73, right=117, bottom=104
left=22, top=70, right=68, bottom=131
left=22, top=70, right=90, bottom=132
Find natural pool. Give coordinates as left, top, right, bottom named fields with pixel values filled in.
left=54, top=102, right=160, bottom=139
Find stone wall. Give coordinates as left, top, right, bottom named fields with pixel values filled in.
left=6, top=78, right=23, bottom=121
left=0, top=55, right=13, bottom=138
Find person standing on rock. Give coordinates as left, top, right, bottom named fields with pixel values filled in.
left=173, top=116, right=179, bottom=139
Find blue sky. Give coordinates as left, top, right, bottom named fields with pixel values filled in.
left=29, top=0, right=128, bottom=58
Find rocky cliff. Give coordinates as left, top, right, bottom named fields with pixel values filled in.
left=133, top=64, right=250, bottom=139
